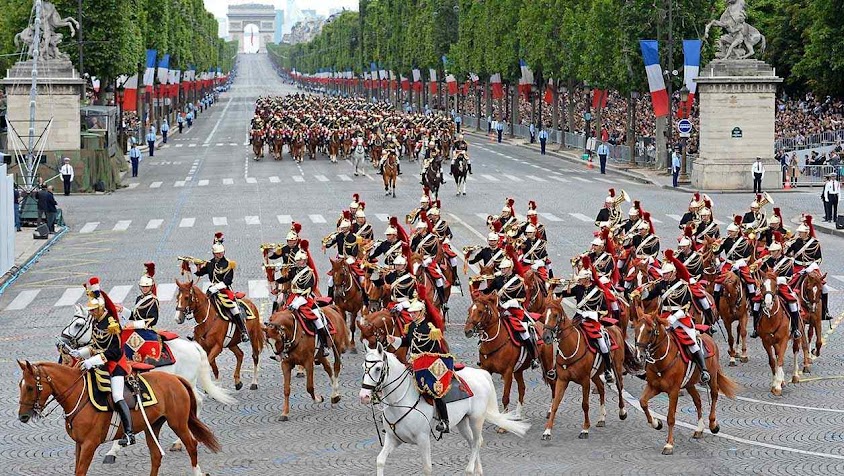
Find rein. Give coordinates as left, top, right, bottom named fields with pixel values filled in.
left=637, top=325, right=680, bottom=377
left=22, top=364, right=87, bottom=422
left=363, top=354, right=433, bottom=445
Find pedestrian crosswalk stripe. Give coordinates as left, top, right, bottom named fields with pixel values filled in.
left=146, top=219, right=163, bottom=229
left=650, top=217, right=663, bottom=224
left=572, top=177, right=591, bottom=183
left=6, top=289, right=41, bottom=311
left=309, top=214, right=326, bottom=223
left=246, top=177, right=257, bottom=184
left=185, top=177, right=193, bottom=182
left=269, top=176, right=280, bottom=183
left=175, top=181, right=185, bottom=187
left=202, top=144, right=209, bottom=147
left=127, top=183, right=139, bottom=189
left=502, top=174, right=523, bottom=182
left=150, top=182, right=162, bottom=188
left=338, top=174, right=352, bottom=181
left=549, top=176, right=570, bottom=183
left=245, top=216, right=261, bottom=225
left=277, top=214, right=292, bottom=224
left=113, top=220, right=132, bottom=231
left=229, top=143, right=238, bottom=146
left=55, top=287, right=85, bottom=307
left=375, top=213, right=389, bottom=222
left=248, top=280, right=269, bottom=299
left=569, top=213, right=593, bottom=222
left=157, top=283, right=177, bottom=302
left=594, top=177, right=615, bottom=184
left=213, top=217, right=228, bottom=226
left=467, top=176, right=478, bottom=182
left=481, top=174, right=500, bottom=182
left=525, top=175, right=547, bottom=182
left=666, top=214, right=682, bottom=222
left=79, top=222, right=100, bottom=234
left=315, top=175, right=329, bottom=182
left=223, top=178, right=234, bottom=185
left=179, top=218, right=195, bottom=228
left=540, top=213, right=563, bottom=222
left=293, top=176, right=305, bottom=182
left=189, top=144, right=196, bottom=148
left=198, top=179, right=209, bottom=186
left=108, top=285, right=133, bottom=303
left=833, top=275, right=844, bottom=284
left=216, top=143, right=224, bottom=146
left=175, top=144, right=183, bottom=148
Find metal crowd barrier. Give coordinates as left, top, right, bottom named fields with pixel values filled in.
left=792, top=164, right=842, bottom=186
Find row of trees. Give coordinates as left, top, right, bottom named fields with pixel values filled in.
left=274, top=0, right=844, bottom=97
left=0, top=0, right=237, bottom=97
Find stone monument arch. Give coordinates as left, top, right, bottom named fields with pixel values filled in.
left=227, top=3, right=276, bottom=53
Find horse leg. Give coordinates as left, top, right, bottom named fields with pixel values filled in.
left=206, top=344, right=222, bottom=380
left=662, top=390, right=680, bottom=455
left=514, top=370, right=527, bottom=420
left=75, top=440, right=99, bottom=476
left=103, top=441, right=121, bottom=464
left=739, top=311, right=749, bottom=362
left=612, top=349, right=627, bottom=420
left=230, top=344, right=245, bottom=391
left=279, top=360, right=292, bottom=421
left=496, top=368, right=515, bottom=433
left=318, top=353, right=341, bottom=404
left=306, top=358, right=324, bottom=403
left=765, top=344, right=779, bottom=395
left=347, top=311, right=358, bottom=354
left=726, top=317, right=737, bottom=366
left=591, top=376, right=607, bottom=428
left=418, top=434, right=433, bottom=476
left=800, top=328, right=812, bottom=373
left=168, top=411, right=202, bottom=476
left=687, top=385, right=705, bottom=439
left=376, top=432, right=400, bottom=476
left=456, top=418, right=478, bottom=476
left=250, top=339, right=261, bottom=390
left=639, top=383, right=663, bottom=431
left=541, top=378, right=569, bottom=440
left=812, top=315, right=823, bottom=360
left=145, top=420, right=166, bottom=476
left=579, top=378, right=592, bottom=439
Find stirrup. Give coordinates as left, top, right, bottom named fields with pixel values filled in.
left=603, top=369, right=614, bottom=384
left=545, top=369, right=557, bottom=380
left=791, top=329, right=802, bottom=339
left=436, top=419, right=450, bottom=434
left=240, top=332, right=250, bottom=342
left=118, top=432, right=136, bottom=447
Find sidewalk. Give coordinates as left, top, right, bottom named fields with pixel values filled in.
left=0, top=226, right=67, bottom=291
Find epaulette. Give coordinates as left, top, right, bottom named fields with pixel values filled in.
left=226, top=260, right=237, bottom=272
left=107, top=316, right=121, bottom=335
left=428, top=323, right=443, bottom=341
left=403, top=322, right=411, bottom=335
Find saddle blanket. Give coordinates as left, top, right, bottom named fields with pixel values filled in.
left=121, top=329, right=177, bottom=368
left=212, top=294, right=258, bottom=321
left=296, top=309, right=337, bottom=337
left=671, top=328, right=715, bottom=364
left=412, top=353, right=457, bottom=399
left=86, top=368, right=157, bottom=412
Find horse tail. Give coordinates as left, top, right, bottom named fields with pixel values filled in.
left=481, top=371, right=531, bottom=437
left=182, top=376, right=222, bottom=453
left=195, top=342, right=237, bottom=405
left=717, top=371, right=739, bottom=399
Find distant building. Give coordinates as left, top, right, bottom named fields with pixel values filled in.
left=274, top=10, right=284, bottom=43
left=216, top=17, right=228, bottom=40
left=301, top=9, right=318, bottom=20
left=227, top=3, right=276, bottom=53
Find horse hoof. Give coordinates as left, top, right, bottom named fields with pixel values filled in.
left=728, top=360, right=737, bottom=367
left=350, top=347, right=358, bottom=354
left=578, top=431, right=589, bottom=439
left=235, top=382, right=243, bottom=391
left=803, top=366, right=812, bottom=374
left=596, top=421, right=605, bottom=428
left=462, top=192, right=466, bottom=196
left=654, top=420, right=663, bottom=431
left=169, top=441, right=183, bottom=452
left=662, top=445, right=674, bottom=455
left=693, top=431, right=703, bottom=439
left=619, top=409, right=628, bottom=421
left=331, top=395, right=341, bottom=404
left=711, top=423, right=721, bottom=434
left=540, top=433, right=551, bottom=441
left=771, top=388, right=782, bottom=397
left=591, top=387, right=600, bottom=395
left=496, top=427, right=508, bottom=434
left=278, top=415, right=289, bottom=422
left=740, top=356, right=749, bottom=363
left=250, top=383, right=258, bottom=390
left=546, top=411, right=551, bottom=419
left=315, top=395, right=325, bottom=403
left=791, top=375, right=800, bottom=384
left=102, top=455, right=116, bottom=465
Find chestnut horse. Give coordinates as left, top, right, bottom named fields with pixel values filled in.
left=17, top=361, right=220, bottom=476
left=251, top=130, right=264, bottom=160
left=341, top=134, right=353, bottom=158
left=356, top=308, right=409, bottom=363
left=328, top=130, right=341, bottom=163
left=175, top=279, right=264, bottom=391
left=330, top=257, right=365, bottom=350
left=410, top=252, right=452, bottom=316
left=307, top=131, right=319, bottom=160
left=796, top=270, right=825, bottom=358
left=291, top=133, right=305, bottom=163
left=465, top=293, right=554, bottom=427
left=264, top=306, right=350, bottom=421
left=716, top=271, right=749, bottom=366
left=541, top=296, right=631, bottom=441
left=633, top=312, right=737, bottom=455
left=383, top=152, right=398, bottom=197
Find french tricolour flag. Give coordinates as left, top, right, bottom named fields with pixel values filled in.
left=518, top=60, right=534, bottom=97
left=682, top=39, right=702, bottom=110
left=143, top=49, right=157, bottom=87
left=639, top=40, right=669, bottom=118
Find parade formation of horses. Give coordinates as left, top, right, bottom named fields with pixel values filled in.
left=175, top=279, right=264, bottom=391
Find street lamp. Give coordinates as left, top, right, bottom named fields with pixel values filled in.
left=678, top=85, right=690, bottom=183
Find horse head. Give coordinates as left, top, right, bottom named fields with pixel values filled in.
left=58, top=304, right=93, bottom=348
left=175, top=278, right=200, bottom=324
left=465, top=293, right=498, bottom=338
left=760, top=270, right=779, bottom=314
left=357, top=308, right=391, bottom=348
left=541, top=295, right=568, bottom=344
left=16, top=360, right=54, bottom=423
left=802, top=271, right=824, bottom=313
left=264, top=309, right=296, bottom=358
left=634, top=312, right=670, bottom=364
left=359, top=343, right=389, bottom=405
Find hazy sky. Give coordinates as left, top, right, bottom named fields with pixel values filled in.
left=204, top=0, right=359, bottom=18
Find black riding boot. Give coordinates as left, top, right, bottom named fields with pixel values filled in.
left=437, top=285, right=448, bottom=310
left=434, top=398, right=450, bottom=433
left=234, top=312, right=250, bottom=342
left=713, top=289, right=721, bottom=307
left=451, top=266, right=461, bottom=286
left=703, top=307, right=717, bottom=326
left=600, top=350, right=615, bottom=383
left=317, top=327, right=331, bottom=357
left=788, top=306, right=802, bottom=338
left=692, top=348, right=711, bottom=384
left=377, top=163, right=383, bottom=175
left=822, top=293, right=831, bottom=320
left=440, top=173, right=446, bottom=185
left=527, top=335, right=541, bottom=369
left=328, top=286, right=334, bottom=300
left=468, top=163, right=473, bottom=174
left=116, top=400, right=136, bottom=447
left=362, top=291, right=370, bottom=309
left=750, top=305, right=761, bottom=338
left=397, top=162, right=402, bottom=175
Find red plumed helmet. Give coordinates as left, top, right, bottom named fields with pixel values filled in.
left=733, top=215, right=742, bottom=226
left=435, top=199, right=441, bottom=209
left=492, top=221, right=502, bottom=233
left=359, top=201, right=366, bottom=211
left=633, top=200, right=641, bottom=211
left=608, top=188, right=615, bottom=197
left=291, top=222, right=302, bottom=234
left=773, top=231, right=783, bottom=244
left=693, top=192, right=700, bottom=202
left=684, top=224, right=694, bottom=238
left=144, top=262, right=155, bottom=278
left=352, top=193, right=360, bottom=202
left=664, top=249, right=675, bottom=260
left=528, top=200, right=537, bottom=210
left=665, top=249, right=691, bottom=281
left=343, top=210, right=350, bottom=219
left=214, top=232, right=224, bottom=243
left=506, top=197, right=514, bottom=207
left=389, top=216, right=398, bottom=226
left=805, top=215, right=816, bottom=238
left=600, top=227, right=610, bottom=241
left=88, top=277, right=101, bottom=294
left=581, top=255, right=592, bottom=268
left=756, top=193, right=762, bottom=202
left=773, top=207, right=783, bottom=221
left=300, top=239, right=310, bottom=251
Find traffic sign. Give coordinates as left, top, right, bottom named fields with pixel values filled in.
left=677, top=119, right=693, bottom=134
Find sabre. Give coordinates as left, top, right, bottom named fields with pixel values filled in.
left=130, top=379, right=166, bottom=457
left=714, top=317, right=729, bottom=344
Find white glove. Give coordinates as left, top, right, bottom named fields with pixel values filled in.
left=776, top=276, right=788, bottom=285
left=82, top=354, right=105, bottom=370
left=371, top=271, right=381, bottom=280
left=69, top=349, right=82, bottom=359
left=386, top=334, right=401, bottom=350
left=582, top=311, right=599, bottom=320
left=126, top=319, right=147, bottom=330
left=422, top=257, right=432, bottom=266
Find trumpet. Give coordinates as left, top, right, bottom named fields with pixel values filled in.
left=322, top=232, right=339, bottom=247
left=263, top=263, right=294, bottom=270
left=259, top=242, right=285, bottom=251
left=361, top=261, right=392, bottom=273
left=546, top=277, right=575, bottom=288
left=462, top=245, right=482, bottom=255
left=502, top=218, right=522, bottom=236
left=406, top=209, right=420, bottom=224
left=570, top=253, right=586, bottom=268
left=468, top=274, right=495, bottom=284
left=362, top=239, right=381, bottom=254
left=177, top=255, right=206, bottom=265
left=746, top=226, right=768, bottom=241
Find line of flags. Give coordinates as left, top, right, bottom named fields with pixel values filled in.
left=639, top=39, right=701, bottom=118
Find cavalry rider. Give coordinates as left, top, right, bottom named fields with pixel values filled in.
left=369, top=221, right=406, bottom=266
left=195, top=233, right=249, bottom=343
left=585, top=229, right=618, bottom=284
left=594, top=189, right=617, bottom=226
left=633, top=251, right=711, bottom=383
left=373, top=254, right=418, bottom=321
left=376, top=146, right=403, bottom=176
left=69, top=278, right=136, bottom=447
left=523, top=201, right=548, bottom=240
left=353, top=208, right=374, bottom=241
left=338, top=194, right=361, bottom=227
left=619, top=200, right=643, bottom=235
left=385, top=299, right=452, bottom=433
left=519, top=224, right=551, bottom=280
left=428, top=205, right=461, bottom=286
left=324, top=214, right=368, bottom=306
left=677, top=229, right=705, bottom=279
left=787, top=216, right=831, bottom=320
left=421, top=142, right=446, bottom=185
left=694, top=207, right=720, bottom=245
left=123, top=262, right=159, bottom=329
left=451, top=133, right=472, bottom=174
left=713, top=217, right=761, bottom=337
left=468, top=231, right=506, bottom=271
left=679, top=193, right=703, bottom=232
left=277, top=250, right=332, bottom=357
left=759, top=207, right=789, bottom=247
left=490, top=198, right=518, bottom=234
left=406, top=191, right=432, bottom=226
left=410, top=219, right=449, bottom=307
left=269, top=223, right=302, bottom=264
left=555, top=258, right=616, bottom=383
left=741, top=194, right=767, bottom=231
left=481, top=259, right=541, bottom=369
left=755, top=236, right=803, bottom=338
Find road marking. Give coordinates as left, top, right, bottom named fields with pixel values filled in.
left=223, top=178, right=234, bottom=185
left=198, top=179, right=209, bottom=186
left=540, top=213, right=563, bottom=222
left=189, top=144, right=197, bottom=148
left=338, top=174, right=352, bottom=181
left=201, top=144, right=209, bottom=147
left=246, top=177, right=257, bottom=184
left=127, top=183, right=139, bottom=189
left=245, top=216, right=261, bottom=225
left=293, top=175, right=305, bottom=182
left=229, top=142, right=238, bottom=146
left=594, top=177, right=615, bottom=184
left=79, top=222, right=100, bottom=234
left=375, top=214, right=390, bottom=222
left=248, top=280, right=269, bottom=299
left=475, top=213, right=490, bottom=220
left=204, top=96, right=233, bottom=144
left=734, top=394, right=844, bottom=413
left=619, top=179, right=639, bottom=185
left=481, top=174, right=500, bottom=182
left=6, top=289, right=41, bottom=311
left=277, top=215, right=292, bottom=224
left=215, top=143, right=224, bottom=147
left=832, top=275, right=844, bottom=284
left=213, top=217, right=228, bottom=226
left=150, top=182, right=162, bottom=188
left=113, top=220, right=132, bottom=231
left=54, top=287, right=85, bottom=307
left=174, top=181, right=185, bottom=187
left=157, top=283, right=177, bottom=302
left=502, top=174, right=523, bottom=182
left=309, top=214, right=326, bottom=223
left=108, top=285, right=133, bottom=303
left=447, top=213, right=486, bottom=241
left=315, top=174, right=329, bottom=182
left=666, top=214, right=682, bottom=222
left=569, top=213, right=593, bottom=222
left=650, top=217, right=663, bottom=223
left=525, top=175, right=547, bottom=182
left=179, top=218, right=195, bottom=228
left=175, top=144, right=183, bottom=148
left=146, top=219, right=163, bottom=229
left=269, top=176, right=280, bottom=183
left=572, top=177, right=592, bottom=183
left=549, top=176, right=570, bottom=183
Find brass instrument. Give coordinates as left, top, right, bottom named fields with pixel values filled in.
left=502, top=218, right=523, bottom=237
left=406, top=208, right=420, bottom=224
left=570, top=253, right=585, bottom=269
left=462, top=245, right=482, bottom=255
left=468, top=274, right=495, bottom=284
left=362, top=239, right=381, bottom=254
left=322, top=231, right=339, bottom=247
left=263, top=263, right=294, bottom=270
left=546, top=277, right=575, bottom=289
left=608, top=189, right=632, bottom=228
left=361, top=261, right=392, bottom=274
left=259, top=243, right=285, bottom=251
left=746, top=225, right=768, bottom=241
left=177, top=256, right=206, bottom=266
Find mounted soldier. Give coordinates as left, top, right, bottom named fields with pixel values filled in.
left=759, top=207, right=790, bottom=247
left=677, top=228, right=705, bottom=279
left=353, top=208, right=374, bottom=242
left=124, top=262, right=159, bottom=329
left=755, top=235, right=803, bottom=338
left=410, top=217, right=448, bottom=306
left=466, top=231, right=506, bottom=272
left=406, top=191, right=432, bottom=225
left=450, top=133, right=472, bottom=174
left=277, top=250, right=332, bottom=357
left=713, top=217, right=760, bottom=337
left=787, top=215, right=831, bottom=320
left=369, top=219, right=408, bottom=267
left=195, top=232, right=249, bottom=343
left=519, top=224, right=551, bottom=280
left=679, top=193, right=704, bottom=232
left=373, top=254, right=418, bottom=322
left=323, top=214, right=365, bottom=303
left=428, top=205, right=460, bottom=286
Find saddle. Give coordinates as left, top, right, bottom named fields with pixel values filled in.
left=422, top=373, right=474, bottom=406
left=579, top=319, right=620, bottom=354
left=294, top=309, right=337, bottom=337
left=315, top=296, right=333, bottom=307
left=121, top=328, right=178, bottom=368
left=86, top=368, right=157, bottom=413
left=212, top=293, right=257, bottom=321
left=671, top=326, right=714, bottom=364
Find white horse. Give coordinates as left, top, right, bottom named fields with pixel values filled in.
left=359, top=345, right=529, bottom=476
left=352, top=142, right=366, bottom=176
left=59, top=305, right=236, bottom=464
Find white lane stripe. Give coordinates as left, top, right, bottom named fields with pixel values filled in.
left=293, top=176, right=305, bottom=182
left=157, top=283, right=178, bottom=302
left=179, top=218, right=195, bottom=228
left=113, top=220, right=132, bottom=231
left=593, top=177, right=615, bottom=184
left=213, top=217, right=228, bottom=226
left=375, top=214, right=389, bottom=222
left=549, top=176, right=570, bottom=183
left=277, top=215, right=292, bottom=224
left=198, top=180, right=209, bottom=186
left=54, top=287, right=85, bottom=307
left=569, top=213, right=593, bottom=222
left=204, top=96, right=233, bottom=144
left=481, top=174, right=500, bottom=182
left=540, top=213, right=563, bottom=222
left=525, top=175, right=547, bottom=182
left=338, top=174, right=352, bottom=181
left=222, top=178, right=234, bottom=185
left=127, top=183, right=139, bottom=189
left=245, top=216, right=261, bottom=225
left=502, top=174, right=523, bottom=182
left=174, top=181, right=185, bottom=187
left=832, top=275, right=844, bottom=284
left=246, top=177, right=257, bottom=184
left=6, top=289, right=41, bottom=311
left=175, top=144, right=183, bottom=148
left=146, top=219, right=163, bottom=229
left=475, top=213, right=490, bottom=220
left=667, top=214, right=683, bottom=222
left=309, top=214, right=326, bottom=223
left=108, top=285, right=133, bottom=303
left=269, top=176, right=280, bottom=183
left=150, top=181, right=162, bottom=188
left=315, top=175, right=329, bottom=182
left=447, top=213, right=486, bottom=241
left=650, top=217, right=663, bottom=223
left=572, top=177, right=592, bottom=183
left=215, top=143, right=224, bottom=146
left=248, top=280, right=269, bottom=299
left=79, top=222, right=100, bottom=234
left=188, top=143, right=197, bottom=148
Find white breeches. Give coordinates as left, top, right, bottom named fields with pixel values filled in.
left=698, top=298, right=711, bottom=310
left=111, top=375, right=125, bottom=403
left=289, top=295, right=307, bottom=309
left=668, top=311, right=699, bottom=353
left=788, top=301, right=799, bottom=313
left=327, top=276, right=334, bottom=287
left=449, top=257, right=458, bottom=267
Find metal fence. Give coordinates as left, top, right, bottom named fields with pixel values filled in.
left=791, top=164, right=842, bottom=187
left=776, top=130, right=844, bottom=153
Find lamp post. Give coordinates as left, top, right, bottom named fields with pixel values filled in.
left=678, top=85, right=690, bottom=183
left=116, top=85, right=125, bottom=153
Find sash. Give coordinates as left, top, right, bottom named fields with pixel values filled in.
left=576, top=286, right=602, bottom=310
left=525, top=239, right=545, bottom=258
left=794, top=238, right=817, bottom=259
left=497, top=275, right=522, bottom=298
left=726, top=237, right=746, bottom=259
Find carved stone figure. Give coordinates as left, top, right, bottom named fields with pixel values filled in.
left=13, top=1, right=79, bottom=61
left=704, top=0, right=766, bottom=60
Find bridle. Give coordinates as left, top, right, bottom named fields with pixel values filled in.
left=761, top=277, right=782, bottom=317
left=266, top=313, right=299, bottom=358
left=544, top=304, right=584, bottom=361
left=177, top=285, right=210, bottom=326
left=467, top=301, right=501, bottom=342
left=635, top=321, right=673, bottom=369
left=20, top=364, right=86, bottom=421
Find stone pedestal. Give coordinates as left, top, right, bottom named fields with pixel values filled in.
left=692, top=60, right=783, bottom=190
left=1, top=59, right=85, bottom=152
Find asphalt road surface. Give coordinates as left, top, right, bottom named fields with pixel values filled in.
left=3, top=54, right=844, bottom=475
